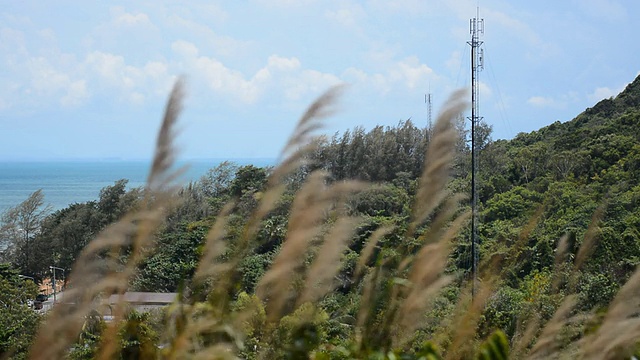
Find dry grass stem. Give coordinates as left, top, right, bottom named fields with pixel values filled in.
left=280, top=84, right=345, bottom=160
left=397, top=211, right=471, bottom=343
left=444, top=279, right=495, bottom=360
left=574, top=203, right=606, bottom=272
left=28, top=79, right=185, bottom=360
left=299, top=216, right=360, bottom=304
left=147, top=78, right=185, bottom=191
left=193, top=202, right=235, bottom=283
left=527, top=295, right=577, bottom=359
left=255, top=171, right=329, bottom=319
left=353, top=225, right=394, bottom=280
left=409, top=88, right=467, bottom=238
left=580, top=266, right=640, bottom=359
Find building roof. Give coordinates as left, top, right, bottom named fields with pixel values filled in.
left=105, top=292, right=177, bottom=305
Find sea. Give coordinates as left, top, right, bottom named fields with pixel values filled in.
left=0, top=159, right=274, bottom=212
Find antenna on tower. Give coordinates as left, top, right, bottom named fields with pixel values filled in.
left=425, top=88, right=433, bottom=139
left=468, top=7, right=484, bottom=297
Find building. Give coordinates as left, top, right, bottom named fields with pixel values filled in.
left=102, top=292, right=178, bottom=314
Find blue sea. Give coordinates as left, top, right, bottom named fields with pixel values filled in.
left=0, top=159, right=274, bottom=212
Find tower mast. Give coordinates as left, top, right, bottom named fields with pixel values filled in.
left=426, top=91, right=433, bottom=139
left=468, top=8, right=484, bottom=296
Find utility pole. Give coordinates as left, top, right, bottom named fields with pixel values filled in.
left=50, top=266, right=64, bottom=303
left=468, top=8, right=484, bottom=297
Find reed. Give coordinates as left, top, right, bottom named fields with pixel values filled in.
left=24, top=80, right=635, bottom=360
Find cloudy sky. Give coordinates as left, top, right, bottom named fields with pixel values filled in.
left=1, top=0, right=638, bottom=160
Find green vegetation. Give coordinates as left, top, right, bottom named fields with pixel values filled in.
left=1, top=75, right=640, bottom=359
left=0, top=264, right=40, bottom=360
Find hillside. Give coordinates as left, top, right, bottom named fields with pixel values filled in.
left=477, top=74, right=640, bottom=320
left=2, top=77, right=640, bottom=358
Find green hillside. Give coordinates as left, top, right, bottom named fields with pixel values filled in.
left=2, top=77, right=640, bottom=358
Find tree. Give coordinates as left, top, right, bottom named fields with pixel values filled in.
left=0, top=190, right=51, bottom=277
left=97, top=179, right=142, bottom=227
left=199, top=161, right=239, bottom=199
left=0, top=263, right=40, bottom=360
left=34, top=202, right=102, bottom=277
left=229, top=165, right=268, bottom=198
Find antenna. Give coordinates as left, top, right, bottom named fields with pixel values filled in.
left=468, top=8, right=484, bottom=297
left=425, top=90, right=433, bottom=138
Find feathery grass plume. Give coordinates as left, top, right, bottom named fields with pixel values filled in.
left=392, top=90, right=467, bottom=336
left=499, top=205, right=544, bottom=276
left=255, top=170, right=366, bottom=320
left=579, top=265, right=640, bottom=359
left=443, top=278, right=496, bottom=360
left=298, top=216, right=360, bottom=305
left=192, top=201, right=235, bottom=283
left=250, top=84, right=346, bottom=234
left=253, top=170, right=328, bottom=320
left=147, top=78, right=185, bottom=192
left=408, top=88, right=467, bottom=239
left=168, top=86, right=348, bottom=358
left=395, top=209, right=471, bottom=345
left=573, top=202, right=606, bottom=274
left=28, top=79, right=185, bottom=360
left=280, top=84, right=345, bottom=161
left=214, top=85, right=346, bottom=296
left=348, top=89, right=468, bottom=354
left=353, top=225, right=394, bottom=280
left=398, top=193, right=467, bottom=274
left=511, top=233, right=571, bottom=358
left=526, top=295, right=578, bottom=359
left=355, top=264, right=385, bottom=348
left=515, top=204, right=607, bottom=359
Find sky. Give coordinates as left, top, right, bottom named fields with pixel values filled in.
left=1, top=0, right=639, bottom=161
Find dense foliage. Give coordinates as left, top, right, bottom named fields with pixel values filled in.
left=2, top=76, right=640, bottom=358
left=0, top=264, right=40, bottom=360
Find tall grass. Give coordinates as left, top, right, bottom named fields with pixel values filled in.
left=25, top=81, right=640, bottom=360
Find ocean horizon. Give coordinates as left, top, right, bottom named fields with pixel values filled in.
left=0, top=158, right=275, bottom=212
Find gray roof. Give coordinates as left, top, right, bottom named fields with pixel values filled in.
left=105, top=292, right=177, bottom=305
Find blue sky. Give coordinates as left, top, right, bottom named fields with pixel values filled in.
left=1, top=0, right=638, bottom=160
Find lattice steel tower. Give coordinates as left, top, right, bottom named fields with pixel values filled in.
left=468, top=9, right=484, bottom=296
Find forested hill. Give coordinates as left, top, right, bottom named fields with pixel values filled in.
left=475, top=74, right=640, bottom=323
left=2, top=76, right=640, bottom=358
left=493, top=73, right=640, bottom=184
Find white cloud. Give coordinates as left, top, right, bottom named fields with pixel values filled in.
left=172, top=41, right=341, bottom=104
left=85, top=51, right=171, bottom=103
left=266, top=55, right=301, bottom=72
left=325, top=4, right=365, bottom=30
left=171, top=40, right=199, bottom=58
left=172, top=40, right=260, bottom=103
left=576, top=0, right=627, bottom=22
left=395, top=57, right=433, bottom=89
left=527, top=96, right=557, bottom=108
left=114, top=12, right=153, bottom=27
left=281, top=69, right=341, bottom=101
left=341, top=56, right=440, bottom=97
left=445, top=50, right=462, bottom=73
left=587, top=85, right=625, bottom=102
left=194, top=4, right=229, bottom=23
left=369, top=0, right=427, bottom=14
left=479, top=81, right=492, bottom=99
left=82, top=7, right=161, bottom=53
left=253, top=0, right=317, bottom=8
left=165, top=14, right=249, bottom=58
left=61, top=80, right=89, bottom=107
left=108, top=7, right=155, bottom=30
left=25, top=56, right=89, bottom=107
